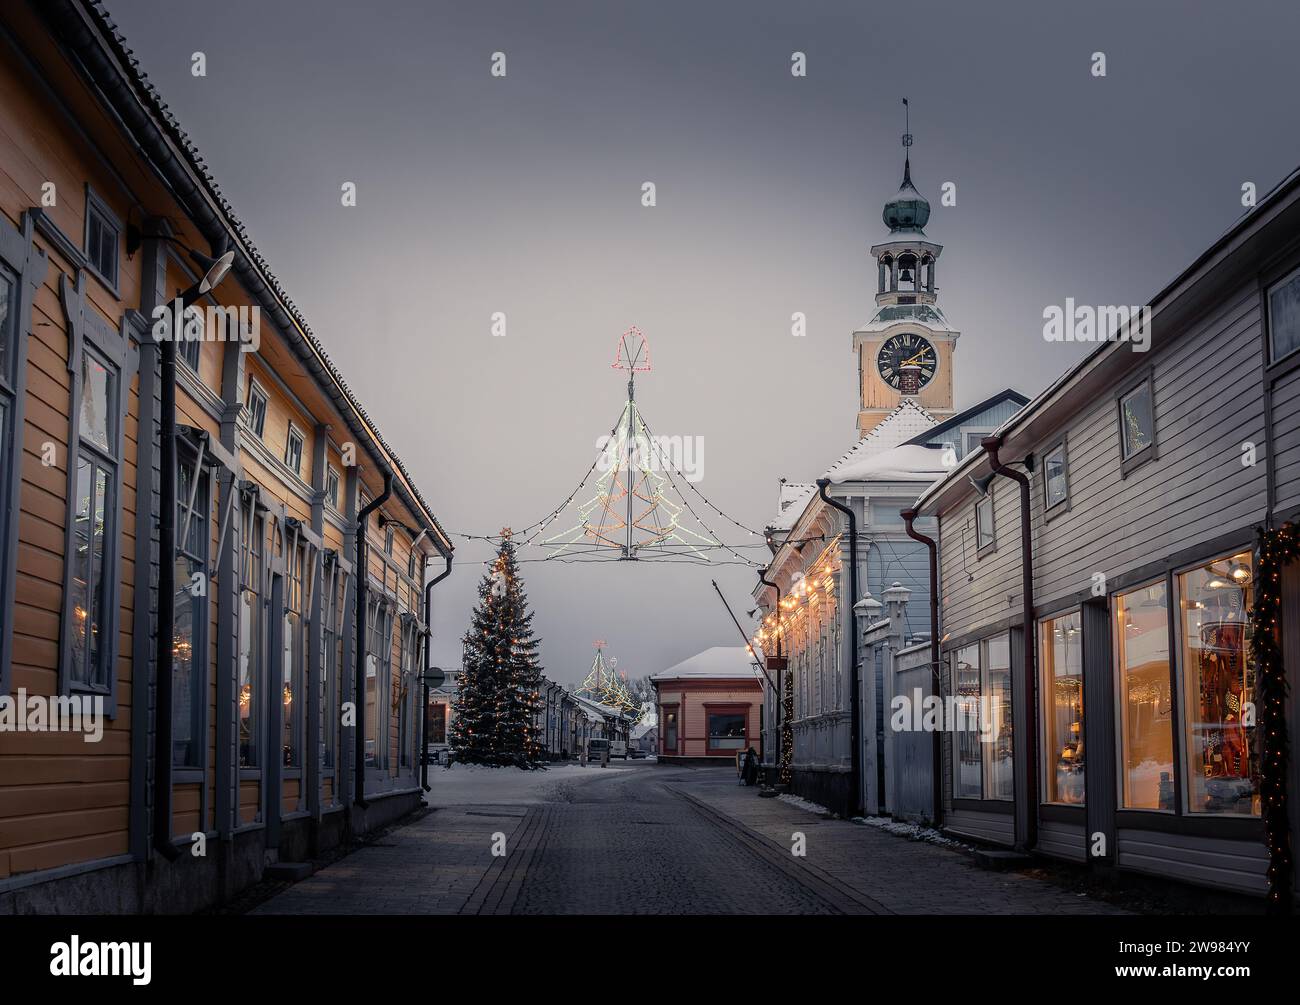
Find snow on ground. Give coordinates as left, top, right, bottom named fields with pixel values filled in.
left=777, top=793, right=969, bottom=849
left=424, top=760, right=639, bottom=807
left=777, top=793, right=833, bottom=816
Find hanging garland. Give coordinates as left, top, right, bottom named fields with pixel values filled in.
left=1251, top=523, right=1296, bottom=914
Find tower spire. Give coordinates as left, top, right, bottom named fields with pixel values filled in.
left=901, top=97, right=913, bottom=186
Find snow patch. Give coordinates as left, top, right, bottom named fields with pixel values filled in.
left=851, top=814, right=968, bottom=849
left=777, top=793, right=833, bottom=816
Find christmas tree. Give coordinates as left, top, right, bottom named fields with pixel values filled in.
left=450, top=531, right=545, bottom=767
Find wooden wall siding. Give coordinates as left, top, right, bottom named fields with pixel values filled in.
left=244, top=356, right=316, bottom=492
left=1, top=209, right=140, bottom=877
left=1272, top=366, right=1300, bottom=515
left=939, top=284, right=1266, bottom=645
left=1115, top=828, right=1267, bottom=894
left=1037, top=818, right=1086, bottom=863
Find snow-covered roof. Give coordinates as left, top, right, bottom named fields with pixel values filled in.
left=650, top=646, right=762, bottom=682
left=770, top=482, right=817, bottom=532
left=821, top=399, right=939, bottom=481
left=631, top=721, right=656, bottom=740
left=826, top=443, right=952, bottom=485
left=572, top=694, right=626, bottom=720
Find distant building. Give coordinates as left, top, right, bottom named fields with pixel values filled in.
left=650, top=647, right=764, bottom=763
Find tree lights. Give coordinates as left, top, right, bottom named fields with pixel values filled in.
left=1250, top=523, right=1295, bottom=913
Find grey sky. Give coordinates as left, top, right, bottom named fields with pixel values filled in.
left=106, top=0, right=1300, bottom=686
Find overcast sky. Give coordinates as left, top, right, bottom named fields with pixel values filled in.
left=107, top=0, right=1300, bottom=686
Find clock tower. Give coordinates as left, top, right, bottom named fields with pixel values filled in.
left=853, top=125, right=959, bottom=436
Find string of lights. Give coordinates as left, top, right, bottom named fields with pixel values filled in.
left=1250, top=522, right=1294, bottom=914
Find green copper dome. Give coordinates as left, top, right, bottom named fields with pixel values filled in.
left=882, top=156, right=930, bottom=233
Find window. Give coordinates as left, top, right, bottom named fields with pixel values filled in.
left=398, top=617, right=417, bottom=768
left=246, top=378, right=268, bottom=438
left=285, top=424, right=304, bottom=476
left=952, top=644, right=982, bottom=798
left=321, top=556, right=347, bottom=772
left=67, top=348, right=119, bottom=692
left=0, top=265, right=14, bottom=379
left=365, top=594, right=393, bottom=768
left=706, top=708, right=747, bottom=753
left=1043, top=441, right=1069, bottom=510
left=975, top=492, right=994, bottom=551
left=1268, top=265, right=1300, bottom=363
left=1115, top=581, right=1174, bottom=810
left=384, top=525, right=395, bottom=556
left=965, top=431, right=988, bottom=456
left=951, top=635, right=1013, bottom=801
left=1118, top=378, right=1155, bottom=466
left=427, top=700, right=447, bottom=745
left=173, top=462, right=209, bottom=768
left=326, top=466, right=340, bottom=509
left=238, top=511, right=264, bottom=770
left=179, top=306, right=202, bottom=372
left=1040, top=611, right=1084, bottom=805
left=282, top=543, right=306, bottom=769
left=1177, top=551, right=1258, bottom=816
left=983, top=635, right=1014, bottom=800
left=84, top=189, right=119, bottom=289
left=663, top=709, right=677, bottom=753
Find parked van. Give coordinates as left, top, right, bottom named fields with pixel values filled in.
left=586, top=738, right=610, bottom=759
left=610, top=740, right=628, bottom=760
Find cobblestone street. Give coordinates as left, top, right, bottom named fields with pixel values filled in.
left=252, top=762, right=1126, bottom=915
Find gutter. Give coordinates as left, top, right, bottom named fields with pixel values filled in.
left=982, top=435, right=1037, bottom=853
left=421, top=550, right=454, bottom=793
left=900, top=507, right=943, bottom=828
left=816, top=479, right=863, bottom=817
left=354, top=469, right=392, bottom=810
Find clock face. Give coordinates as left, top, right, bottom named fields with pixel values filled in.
left=876, top=334, right=937, bottom=390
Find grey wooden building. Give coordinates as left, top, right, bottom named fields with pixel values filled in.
left=910, top=162, right=1300, bottom=899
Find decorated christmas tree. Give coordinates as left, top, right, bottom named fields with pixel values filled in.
left=450, top=531, right=545, bottom=767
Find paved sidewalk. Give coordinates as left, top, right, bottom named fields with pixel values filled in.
left=670, top=773, right=1126, bottom=915
left=251, top=805, right=529, bottom=915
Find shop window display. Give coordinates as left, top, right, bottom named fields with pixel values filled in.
left=1178, top=551, right=1259, bottom=815
left=1115, top=582, right=1174, bottom=810
left=1040, top=612, right=1084, bottom=805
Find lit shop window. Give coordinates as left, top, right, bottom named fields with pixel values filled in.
left=1115, top=581, right=1174, bottom=810
left=1178, top=552, right=1258, bottom=816
left=1040, top=611, right=1084, bottom=805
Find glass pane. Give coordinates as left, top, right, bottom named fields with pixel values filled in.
left=89, top=465, right=108, bottom=686
left=952, top=644, right=982, bottom=798
left=1120, top=384, right=1153, bottom=458
left=173, top=556, right=198, bottom=766
left=707, top=712, right=746, bottom=750
left=1116, top=582, right=1174, bottom=809
left=283, top=611, right=299, bottom=767
left=983, top=634, right=1014, bottom=801
left=0, top=270, right=13, bottom=377
left=68, top=458, right=93, bottom=684
left=976, top=497, right=993, bottom=549
left=80, top=352, right=114, bottom=451
left=1270, top=270, right=1300, bottom=361
left=1041, top=613, right=1084, bottom=804
left=1180, top=552, right=1258, bottom=815
left=238, top=588, right=258, bottom=767
left=1044, top=447, right=1068, bottom=508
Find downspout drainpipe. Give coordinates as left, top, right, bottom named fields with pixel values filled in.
left=422, top=552, right=454, bottom=793
left=816, top=479, right=862, bottom=817
left=154, top=270, right=216, bottom=863
left=901, top=508, right=943, bottom=829
left=982, top=435, right=1037, bottom=853
left=354, top=469, right=392, bottom=810
left=153, top=319, right=181, bottom=862
left=758, top=570, right=783, bottom=777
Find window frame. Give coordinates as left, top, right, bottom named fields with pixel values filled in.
left=57, top=273, right=129, bottom=716
left=1172, top=548, right=1259, bottom=819
left=1115, top=370, right=1157, bottom=477
left=974, top=488, right=996, bottom=555
left=1112, top=576, right=1176, bottom=814
left=172, top=453, right=211, bottom=770
left=284, top=422, right=305, bottom=477
left=82, top=185, right=121, bottom=295
left=178, top=304, right=203, bottom=373
left=1041, top=436, right=1071, bottom=516
left=950, top=643, right=983, bottom=800
left=703, top=703, right=750, bottom=756
left=1265, top=262, right=1300, bottom=366
left=1038, top=608, right=1085, bottom=806
left=245, top=376, right=269, bottom=439
left=325, top=465, right=341, bottom=510
left=0, top=218, right=43, bottom=696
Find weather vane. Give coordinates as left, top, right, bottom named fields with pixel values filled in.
left=902, top=96, right=912, bottom=149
